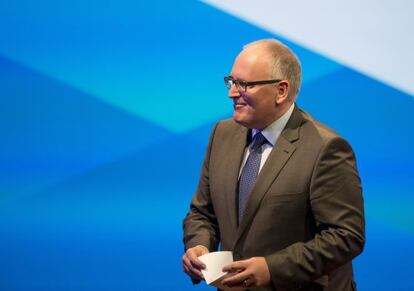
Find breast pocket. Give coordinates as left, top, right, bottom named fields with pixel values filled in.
left=264, top=191, right=305, bottom=205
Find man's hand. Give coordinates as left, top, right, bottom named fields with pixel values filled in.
left=221, top=257, right=271, bottom=288
left=182, top=245, right=209, bottom=283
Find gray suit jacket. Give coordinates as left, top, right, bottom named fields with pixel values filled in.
left=183, top=106, right=365, bottom=291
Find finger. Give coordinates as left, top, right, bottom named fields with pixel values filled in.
left=190, top=261, right=205, bottom=279
left=188, top=266, right=204, bottom=280
left=244, top=277, right=256, bottom=287
left=183, top=255, right=204, bottom=280
left=183, top=255, right=203, bottom=279
left=221, top=270, right=249, bottom=287
left=222, top=260, right=247, bottom=272
left=187, top=250, right=206, bottom=269
left=244, top=278, right=250, bottom=287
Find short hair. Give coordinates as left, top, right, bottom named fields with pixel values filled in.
left=244, top=39, right=302, bottom=100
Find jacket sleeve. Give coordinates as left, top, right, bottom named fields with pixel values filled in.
left=265, top=136, right=365, bottom=290
left=182, top=123, right=221, bottom=252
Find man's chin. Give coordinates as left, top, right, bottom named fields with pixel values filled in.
left=233, top=114, right=253, bottom=128
left=232, top=112, right=242, bottom=124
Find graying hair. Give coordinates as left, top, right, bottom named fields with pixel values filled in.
left=244, top=39, right=302, bottom=100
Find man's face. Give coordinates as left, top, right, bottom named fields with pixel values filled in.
left=228, top=47, right=280, bottom=130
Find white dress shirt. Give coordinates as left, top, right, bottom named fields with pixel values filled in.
left=239, top=103, right=295, bottom=177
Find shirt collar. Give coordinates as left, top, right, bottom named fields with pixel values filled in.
left=252, top=103, right=295, bottom=146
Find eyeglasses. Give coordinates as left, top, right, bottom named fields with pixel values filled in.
left=224, top=76, right=281, bottom=92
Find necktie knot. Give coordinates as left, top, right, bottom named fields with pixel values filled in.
left=251, top=132, right=267, bottom=151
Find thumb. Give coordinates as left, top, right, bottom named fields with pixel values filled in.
left=222, top=260, right=246, bottom=272
left=198, top=245, right=209, bottom=255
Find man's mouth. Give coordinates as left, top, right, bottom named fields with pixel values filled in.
left=234, top=102, right=247, bottom=109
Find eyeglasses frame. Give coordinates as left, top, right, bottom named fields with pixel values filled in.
left=224, top=76, right=282, bottom=92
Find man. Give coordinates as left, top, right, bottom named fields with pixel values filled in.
left=182, top=39, right=365, bottom=291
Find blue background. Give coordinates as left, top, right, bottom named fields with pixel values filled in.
left=1, top=1, right=413, bottom=290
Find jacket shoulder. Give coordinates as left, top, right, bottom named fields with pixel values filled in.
left=213, top=118, right=246, bottom=137
left=298, top=109, right=345, bottom=144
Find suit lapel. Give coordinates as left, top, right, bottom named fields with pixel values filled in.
left=234, top=106, right=304, bottom=245
left=222, top=125, right=249, bottom=232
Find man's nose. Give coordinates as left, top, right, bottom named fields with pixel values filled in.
left=228, top=84, right=240, bottom=99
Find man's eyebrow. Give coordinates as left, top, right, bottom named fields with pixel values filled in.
left=232, top=77, right=247, bottom=82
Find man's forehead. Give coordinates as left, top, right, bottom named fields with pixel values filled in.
left=231, top=48, right=272, bottom=78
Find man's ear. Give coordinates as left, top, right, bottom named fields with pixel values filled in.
left=275, top=80, right=290, bottom=105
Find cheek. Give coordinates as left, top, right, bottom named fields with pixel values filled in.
left=235, top=105, right=253, bottom=116
left=245, top=90, right=275, bottom=107
left=252, top=98, right=270, bottom=111
left=259, top=94, right=277, bottom=109
left=243, top=95, right=256, bottom=106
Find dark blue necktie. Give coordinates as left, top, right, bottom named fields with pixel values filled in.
left=238, top=132, right=267, bottom=223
